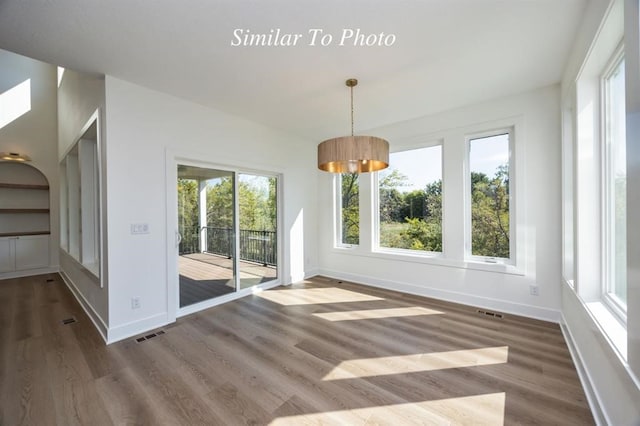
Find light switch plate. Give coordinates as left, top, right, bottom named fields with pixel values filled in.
left=131, top=223, right=149, bottom=234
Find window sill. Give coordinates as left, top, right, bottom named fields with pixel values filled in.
left=585, top=300, right=627, bottom=361
left=61, top=248, right=101, bottom=280
left=330, top=246, right=525, bottom=276
left=82, top=261, right=100, bottom=279
left=462, top=259, right=522, bottom=275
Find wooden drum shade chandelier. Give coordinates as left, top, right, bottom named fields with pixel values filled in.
left=317, top=79, right=389, bottom=173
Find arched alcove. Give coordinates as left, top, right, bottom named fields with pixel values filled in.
left=0, top=162, right=51, bottom=273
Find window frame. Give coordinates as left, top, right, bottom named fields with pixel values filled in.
left=328, top=119, right=524, bottom=276
left=600, top=44, right=627, bottom=321
left=59, top=109, right=102, bottom=282
left=373, top=141, right=444, bottom=257
left=464, top=127, right=515, bottom=265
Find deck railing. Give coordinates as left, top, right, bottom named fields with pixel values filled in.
left=178, top=225, right=201, bottom=255
left=178, top=225, right=277, bottom=267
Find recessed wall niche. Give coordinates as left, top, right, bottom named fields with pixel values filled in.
left=0, top=162, right=51, bottom=274
left=60, top=110, right=101, bottom=281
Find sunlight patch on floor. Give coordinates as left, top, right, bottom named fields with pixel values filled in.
left=323, top=346, right=509, bottom=380
left=313, top=306, right=443, bottom=321
left=269, top=392, right=506, bottom=425
left=256, top=287, right=383, bottom=306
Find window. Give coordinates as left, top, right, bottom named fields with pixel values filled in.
left=603, top=53, right=627, bottom=313
left=329, top=121, right=521, bottom=273
left=339, top=173, right=359, bottom=245
left=377, top=145, right=442, bottom=253
left=60, top=111, right=101, bottom=280
left=467, top=131, right=512, bottom=261
left=561, top=105, right=576, bottom=287
left=572, top=24, right=628, bottom=357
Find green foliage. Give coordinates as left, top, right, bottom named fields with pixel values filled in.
left=203, top=175, right=277, bottom=231
left=178, top=179, right=198, bottom=229
left=379, top=170, right=408, bottom=223
left=375, top=165, right=508, bottom=257
left=402, top=217, right=442, bottom=252
left=177, top=175, right=277, bottom=253
left=341, top=173, right=359, bottom=244
left=206, top=176, right=234, bottom=228
left=471, top=165, right=509, bottom=258
left=177, top=179, right=200, bottom=252
left=379, top=174, right=443, bottom=252
left=238, top=176, right=277, bottom=232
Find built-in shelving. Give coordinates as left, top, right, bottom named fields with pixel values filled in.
left=0, top=208, right=50, bottom=214
left=0, top=231, right=51, bottom=238
left=0, top=168, right=50, bottom=229
left=0, top=163, right=51, bottom=275
left=0, top=183, right=49, bottom=190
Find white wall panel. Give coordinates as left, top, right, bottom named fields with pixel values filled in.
left=103, top=76, right=318, bottom=341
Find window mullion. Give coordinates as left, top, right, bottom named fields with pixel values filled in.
left=359, top=172, right=374, bottom=252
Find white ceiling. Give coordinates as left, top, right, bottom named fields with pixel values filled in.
left=0, top=0, right=587, bottom=141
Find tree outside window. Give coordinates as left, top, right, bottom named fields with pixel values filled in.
left=340, top=173, right=359, bottom=245
left=378, top=145, right=442, bottom=253
left=469, top=133, right=511, bottom=259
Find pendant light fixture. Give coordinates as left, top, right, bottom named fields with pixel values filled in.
left=0, top=152, right=31, bottom=162
left=317, top=78, right=389, bottom=173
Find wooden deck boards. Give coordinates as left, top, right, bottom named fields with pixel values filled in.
left=0, top=273, right=594, bottom=425
left=179, top=253, right=278, bottom=307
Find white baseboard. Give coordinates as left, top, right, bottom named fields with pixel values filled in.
left=108, top=279, right=285, bottom=344
left=106, top=313, right=171, bottom=344
left=316, top=268, right=561, bottom=323
left=304, top=267, right=320, bottom=280
left=0, top=266, right=59, bottom=280
left=559, top=314, right=608, bottom=426
left=58, top=270, right=109, bottom=343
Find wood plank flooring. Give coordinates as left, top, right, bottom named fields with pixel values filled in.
left=0, top=273, right=594, bottom=425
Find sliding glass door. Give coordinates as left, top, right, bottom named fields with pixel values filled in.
left=176, top=164, right=278, bottom=309
left=178, top=166, right=236, bottom=307
left=238, top=173, right=278, bottom=289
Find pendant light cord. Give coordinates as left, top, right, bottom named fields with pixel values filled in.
left=350, top=85, right=355, bottom=137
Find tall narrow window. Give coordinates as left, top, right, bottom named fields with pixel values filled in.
left=562, top=109, right=575, bottom=287
left=378, top=145, right=442, bottom=252
left=468, top=132, right=511, bottom=260
left=60, top=113, right=101, bottom=280
left=340, top=173, right=359, bottom=245
left=603, top=54, right=627, bottom=311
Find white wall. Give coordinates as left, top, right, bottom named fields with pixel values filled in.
left=58, top=70, right=105, bottom=158
left=558, top=0, right=640, bottom=423
left=103, top=76, right=317, bottom=342
left=57, top=68, right=109, bottom=337
left=318, top=85, right=562, bottom=321
left=561, top=285, right=640, bottom=423
left=0, top=50, right=59, bottom=277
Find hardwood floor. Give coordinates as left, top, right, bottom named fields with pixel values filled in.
left=0, top=273, right=594, bottom=425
